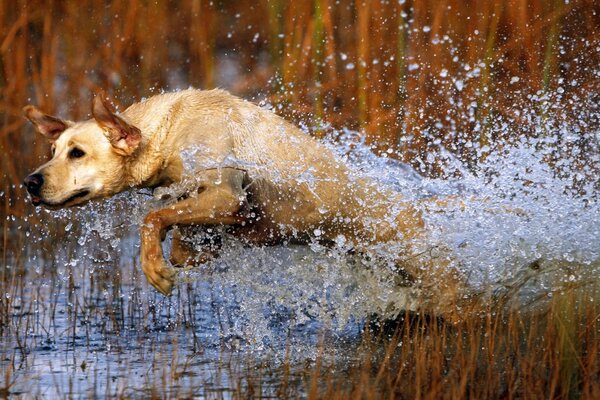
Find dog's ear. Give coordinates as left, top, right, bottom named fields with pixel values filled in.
left=92, top=94, right=141, bottom=156
left=23, top=106, right=70, bottom=142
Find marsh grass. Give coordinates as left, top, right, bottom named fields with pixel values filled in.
left=1, top=0, right=598, bottom=217
left=1, top=226, right=599, bottom=398
left=318, top=288, right=600, bottom=400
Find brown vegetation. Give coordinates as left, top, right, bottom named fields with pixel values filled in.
left=1, top=225, right=599, bottom=398
left=1, top=0, right=599, bottom=217
left=315, top=291, right=600, bottom=399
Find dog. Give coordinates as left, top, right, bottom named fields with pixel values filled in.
left=23, top=89, right=469, bottom=317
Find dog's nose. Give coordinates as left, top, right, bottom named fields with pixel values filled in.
left=24, top=173, right=44, bottom=195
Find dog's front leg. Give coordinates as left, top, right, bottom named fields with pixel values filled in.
left=140, top=168, right=246, bottom=295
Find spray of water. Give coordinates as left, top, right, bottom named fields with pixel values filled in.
left=6, top=84, right=596, bottom=355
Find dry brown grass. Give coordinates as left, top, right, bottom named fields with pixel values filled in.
left=310, top=290, right=600, bottom=399
left=1, top=227, right=599, bottom=398
left=1, top=0, right=598, bottom=217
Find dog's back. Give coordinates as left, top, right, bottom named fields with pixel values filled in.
left=125, top=89, right=345, bottom=178
left=125, top=89, right=367, bottom=238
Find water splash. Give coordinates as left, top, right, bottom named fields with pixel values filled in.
left=5, top=85, right=598, bottom=354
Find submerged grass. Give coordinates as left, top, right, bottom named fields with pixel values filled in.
left=330, top=289, right=600, bottom=400
left=1, top=227, right=599, bottom=398
left=3, top=230, right=596, bottom=395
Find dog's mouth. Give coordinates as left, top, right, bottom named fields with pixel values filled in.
left=32, top=190, right=91, bottom=209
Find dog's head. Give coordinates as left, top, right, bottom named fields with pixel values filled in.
left=23, top=95, right=142, bottom=208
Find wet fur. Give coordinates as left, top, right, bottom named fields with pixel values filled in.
left=24, top=89, right=468, bottom=317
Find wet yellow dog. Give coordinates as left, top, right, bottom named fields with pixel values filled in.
left=24, top=89, right=466, bottom=316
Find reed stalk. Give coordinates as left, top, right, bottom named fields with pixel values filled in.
left=356, top=0, right=369, bottom=132
left=478, top=1, right=502, bottom=156
left=312, top=0, right=325, bottom=136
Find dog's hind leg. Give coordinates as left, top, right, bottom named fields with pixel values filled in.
left=140, top=168, right=247, bottom=295
left=169, top=227, right=221, bottom=268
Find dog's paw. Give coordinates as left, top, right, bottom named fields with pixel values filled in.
left=141, top=257, right=176, bottom=296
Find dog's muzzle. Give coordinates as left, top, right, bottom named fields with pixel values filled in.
left=24, top=173, right=44, bottom=205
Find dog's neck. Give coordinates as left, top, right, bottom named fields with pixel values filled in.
left=121, top=100, right=185, bottom=189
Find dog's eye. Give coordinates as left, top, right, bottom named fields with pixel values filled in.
left=51, top=146, right=56, bottom=156
left=69, top=148, right=85, bottom=159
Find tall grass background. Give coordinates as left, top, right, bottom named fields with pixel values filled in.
left=1, top=0, right=598, bottom=218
